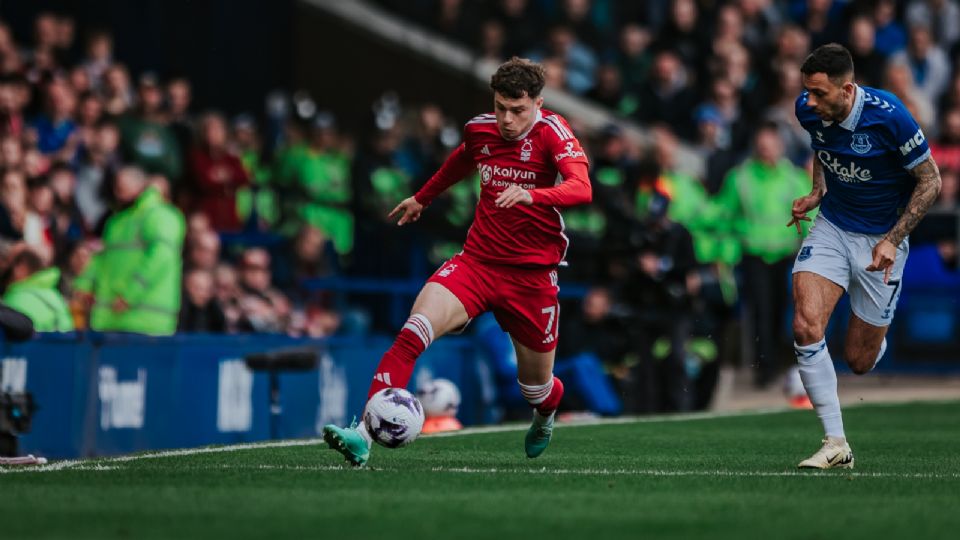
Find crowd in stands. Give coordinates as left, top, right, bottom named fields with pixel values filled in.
left=1, top=2, right=959, bottom=409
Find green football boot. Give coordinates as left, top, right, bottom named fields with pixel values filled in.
left=524, top=411, right=555, bottom=458
left=322, top=419, right=371, bottom=467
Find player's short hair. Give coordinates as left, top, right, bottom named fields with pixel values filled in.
left=490, top=57, right=546, bottom=99
left=801, top=44, right=854, bottom=83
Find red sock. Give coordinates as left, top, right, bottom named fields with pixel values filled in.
left=537, top=376, right=564, bottom=416
left=368, top=314, right=433, bottom=398
left=519, top=376, right=564, bottom=416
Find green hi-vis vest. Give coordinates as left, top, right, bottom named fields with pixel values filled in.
left=713, top=159, right=814, bottom=264
left=3, top=267, right=74, bottom=332
left=75, top=187, right=185, bottom=335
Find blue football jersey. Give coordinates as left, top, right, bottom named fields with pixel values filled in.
left=795, top=85, right=930, bottom=234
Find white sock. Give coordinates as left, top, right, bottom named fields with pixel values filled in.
left=355, top=417, right=373, bottom=446
left=518, top=378, right=553, bottom=406
left=870, top=338, right=887, bottom=371
left=795, top=339, right=845, bottom=439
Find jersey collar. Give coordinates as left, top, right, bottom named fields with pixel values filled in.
left=822, top=85, right=864, bottom=131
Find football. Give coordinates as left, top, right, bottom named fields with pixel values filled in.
left=363, top=388, right=425, bottom=448
left=416, top=378, right=461, bottom=418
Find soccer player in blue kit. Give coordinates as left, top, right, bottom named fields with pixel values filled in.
left=788, top=44, right=942, bottom=469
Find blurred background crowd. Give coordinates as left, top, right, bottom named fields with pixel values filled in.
left=1, top=0, right=958, bottom=413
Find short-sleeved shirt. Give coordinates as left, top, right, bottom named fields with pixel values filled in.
left=795, top=85, right=930, bottom=235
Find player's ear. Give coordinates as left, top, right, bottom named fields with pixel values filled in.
left=534, top=95, right=544, bottom=109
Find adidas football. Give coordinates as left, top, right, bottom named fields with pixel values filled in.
left=363, top=388, right=425, bottom=448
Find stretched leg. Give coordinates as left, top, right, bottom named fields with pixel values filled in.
left=793, top=271, right=853, bottom=469
left=323, top=282, right=470, bottom=466
left=513, top=337, right=564, bottom=458
left=843, top=314, right=889, bottom=375
left=367, top=282, right=470, bottom=397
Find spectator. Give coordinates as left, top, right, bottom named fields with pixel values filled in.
left=189, top=112, right=249, bottom=232
left=0, top=168, right=26, bottom=241
left=764, top=61, right=813, bottom=167
left=47, top=163, right=85, bottom=257
left=791, top=0, right=848, bottom=49
left=890, top=24, right=952, bottom=108
left=81, top=30, right=112, bottom=91
left=635, top=50, right=698, bottom=140
left=847, top=15, right=886, bottom=89
left=233, top=115, right=278, bottom=230
left=23, top=177, right=55, bottom=263
left=213, top=262, right=242, bottom=332
left=713, top=124, right=811, bottom=387
left=73, top=120, right=119, bottom=231
left=905, top=0, right=960, bottom=52
left=884, top=61, right=935, bottom=131
left=528, top=25, right=597, bottom=95
left=74, top=165, right=185, bottom=336
left=58, top=240, right=91, bottom=299
left=477, top=19, right=507, bottom=63
left=236, top=247, right=291, bottom=334
left=939, top=72, right=960, bottom=112
left=615, top=23, right=652, bottom=95
left=930, top=107, right=960, bottom=172
left=554, top=0, right=606, bottom=52
left=177, top=268, right=226, bottom=333
left=75, top=91, right=103, bottom=150
left=0, top=74, right=29, bottom=139
left=1, top=245, right=73, bottom=332
left=738, top=0, right=783, bottom=54
left=651, top=0, right=710, bottom=79
left=167, top=77, right=194, bottom=163
left=117, top=72, right=182, bottom=183
left=489, top=0, right=543, bottom=58
left=586, top=63, right=631, bottom=114
left=184, top=228, right=221, bottom=272
left=873, top=0, right=908, bottom=56
left=30, top=78, right=77, bottom=158
left=102, top=63, right=133, bottom=116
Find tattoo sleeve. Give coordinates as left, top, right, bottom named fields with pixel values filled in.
left=811, top=158, right=826, bottom=197
left=884, top=157, right=942, bottom=246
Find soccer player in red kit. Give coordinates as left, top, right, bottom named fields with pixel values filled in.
left=322, top=57, right=591, bottom=466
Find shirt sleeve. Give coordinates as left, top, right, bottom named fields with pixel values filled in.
left=529, top=160, right=592, bottom=207
left=413, top=143, right=474, bottom=207
left=889, top=106, right=931, bottom=170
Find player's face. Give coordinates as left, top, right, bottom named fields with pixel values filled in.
left=802, top=72, right=855, bottom=122
left=494, top=92, right=543, bottom=140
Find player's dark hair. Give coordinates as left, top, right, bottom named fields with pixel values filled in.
left=801, top=44, right=854, bottom=83
left=490, top=57, right=546, bottom=99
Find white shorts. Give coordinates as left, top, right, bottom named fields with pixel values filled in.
left=792, top=214, right=909, bottom=327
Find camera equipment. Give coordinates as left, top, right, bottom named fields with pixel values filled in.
left=0, top=390, right=36, bottom=457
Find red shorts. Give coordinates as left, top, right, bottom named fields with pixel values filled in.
left=427, top=253, right=560, bottom=352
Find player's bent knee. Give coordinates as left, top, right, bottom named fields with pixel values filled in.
left=793, top=314, right=824, bottom=345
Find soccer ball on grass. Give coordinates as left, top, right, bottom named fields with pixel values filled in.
left=363, top=388, right=425, bottom=448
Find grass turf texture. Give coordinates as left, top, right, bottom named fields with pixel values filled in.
left=2, top=401, right=959, bottom=539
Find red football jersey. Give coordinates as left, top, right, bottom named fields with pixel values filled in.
left=415, top=108, right=591, bottom=268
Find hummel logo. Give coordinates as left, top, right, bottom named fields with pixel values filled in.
left=816, top=131, right=825, bottom=143
left=481, top=145, right=491, bottom=156
left=374, top=372, right=392, bottom=385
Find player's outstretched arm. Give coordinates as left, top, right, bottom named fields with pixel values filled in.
left=407, top=143, right=474, bottom=211
left=526, top=160, right=592, bottom=207
left=867, top=156, right=941, bottom=282
left=787, top=158, right=826, bottom=235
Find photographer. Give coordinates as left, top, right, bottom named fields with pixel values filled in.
left=617, top=191, right=699, bottom=413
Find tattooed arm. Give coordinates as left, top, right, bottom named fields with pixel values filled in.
left=884, top=157, right=942, bottom=246
left=866, top=156, right=942, bottom=282
left=810, top=157, right=827, bottom=198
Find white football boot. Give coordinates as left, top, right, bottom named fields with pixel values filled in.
left=798, top=436, right=854, bottom=469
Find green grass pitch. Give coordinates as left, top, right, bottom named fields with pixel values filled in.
left=2, top=401, right=959, bottom=539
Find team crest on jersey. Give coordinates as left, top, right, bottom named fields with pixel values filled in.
left=850, top=133, right=872, bottom=154
left=520, top=139, right=533, bottom=162
left=797, top=246, right=813, bottom=262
